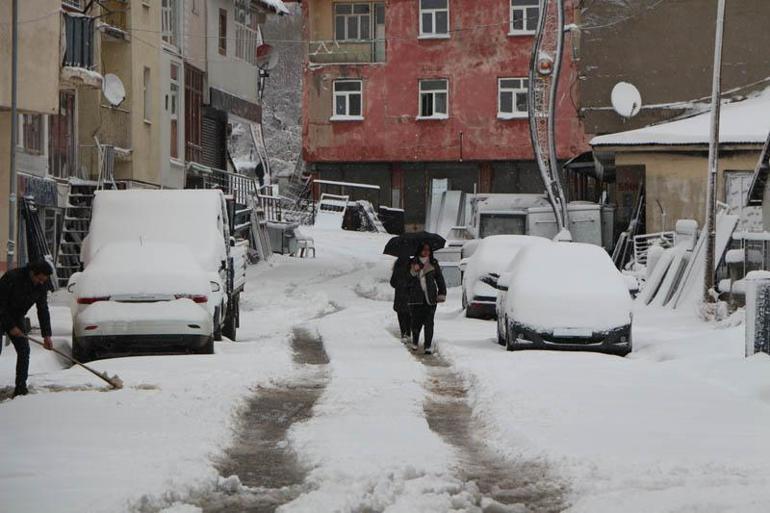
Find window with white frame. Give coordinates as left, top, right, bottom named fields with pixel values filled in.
left=334, top=3, right=372, bottom=41
left=419, top=0, right=449, bottom=38
left=498, top=78, right=528, bottom=118
left=419, top=79, right=448, bottom=119
left=235, top=0, right=260, bottom=64
left=510, top=0, right=540, bottom=34
left=143, top=67, right=152, bottom=122
left=169, top=63, right=180, bottom=159
left=161, top=0, right=180, bottom=47
left=332, top=80, right=363, bottom=120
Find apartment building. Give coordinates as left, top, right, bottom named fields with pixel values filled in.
left=302, top=0, right=587, bottom=228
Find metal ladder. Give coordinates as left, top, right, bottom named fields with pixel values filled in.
left=55, top=180, right=99, bottom=287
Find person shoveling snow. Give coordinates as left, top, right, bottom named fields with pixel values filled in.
left=0, top=260, right=55, bottom=398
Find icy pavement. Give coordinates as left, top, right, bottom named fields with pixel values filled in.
left=2, top=227, right=770, bottom=513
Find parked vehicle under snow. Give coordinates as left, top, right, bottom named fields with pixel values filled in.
left=498, top=242, right=633, bottom=356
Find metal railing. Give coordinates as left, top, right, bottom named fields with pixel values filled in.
left=308, top=39, right=386, bottom=64
left=63, top=13, right=96, bottom=69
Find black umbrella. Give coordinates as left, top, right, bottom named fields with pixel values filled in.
left=383, top=231, right=446, bottom=257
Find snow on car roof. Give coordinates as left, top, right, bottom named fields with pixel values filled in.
left=507, top=242, right=632, bottom=331
left=591, top=87, right=770, bottom=147
left=84, top=190, right=226, bottom=271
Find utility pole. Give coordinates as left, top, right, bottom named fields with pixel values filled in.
left=703, top=0, right=727, bottom=308
left=7, top=0, right=19, bottom=269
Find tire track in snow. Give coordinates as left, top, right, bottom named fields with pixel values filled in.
left=416, top=348, right=570, bottom=513
left=195, top=326, right=330, bottom=513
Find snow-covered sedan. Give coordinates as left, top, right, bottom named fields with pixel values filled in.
left=68, top=242, right=216, bottom=362
left=462, top=235, right=545, bottom=319
left=500, top=242, right=633, bottom=356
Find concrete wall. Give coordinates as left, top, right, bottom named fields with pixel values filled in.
left=0, top=0, right=61, bottom=114
left=578, top=0, right=770, bottom=135
left=303, top=0, right=587, bottom=163
left=207, top=0, right=261, bottom=104
left=184, top=0, right=208, bottom=72
left=616, top=150, right=761, bottom=234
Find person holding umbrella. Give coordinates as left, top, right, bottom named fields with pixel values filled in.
left=407, top=243, right=447, bottom=355
left=389, top=256, right=412, bottom=341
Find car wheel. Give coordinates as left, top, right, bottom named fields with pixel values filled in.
left=223, top=295, right=238, bottom=341
left=461, top=291, right=468, bottom=310
left=196, top=337, right=214, bottom=355
left=505, top=323, right=517, bottom=352
left=213, top=307, right=223, bottom=342
left=497, top=318, right=506, bottom=346
left=71, top=336, right=92, bottom=363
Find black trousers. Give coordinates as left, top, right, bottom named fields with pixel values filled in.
left=410, top=304, right=437, bottom=348
left=397, top=311, right=411, bottom=337
left=1, top=334, right=30, bottom=389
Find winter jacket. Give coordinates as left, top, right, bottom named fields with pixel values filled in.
left=390, top=259, right=411, bottom=312
left=407, top=258, right=447, bottom=306
left=0, top=266, right=52, bottom=337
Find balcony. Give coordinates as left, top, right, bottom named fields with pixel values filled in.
left=308, top=39, right=386, bottom=65
left=61, top=12, right=102, bottom=88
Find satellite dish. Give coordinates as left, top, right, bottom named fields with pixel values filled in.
left=611, top=82, right=642, bottom=118
left=102, top=74, right=126, bottom=107
left=256, top=44, right=279, bottom=71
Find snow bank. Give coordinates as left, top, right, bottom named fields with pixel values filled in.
left=507, top=242, right=632, bottom=330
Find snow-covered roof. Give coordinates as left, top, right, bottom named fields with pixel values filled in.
left=256, top=0, right=290, bottom=15
left=591, top=88, right=770, bottom=148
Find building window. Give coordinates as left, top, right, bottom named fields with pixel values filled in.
left=143, top=67, right=151, bottom=122
left=510, top=0, right=540, bottom=35
left=218, top=9, right=228, bottom=56
left=62, top=0, right=83, bottom=9
left=235, top=0, right=260, bottom=65
left=332, top=80, right=363, bottom=120
left=21, top=115, right=44, bottom=154
left=498, top=78, right=528, bottom=119
left=185, top=65, right=204, bottom=164
left=419, top=0, right=449, bottom=38
left=49, top=91, right=77, bottom=178
left=418, top=79, right=448, bottom=119
left=169, top=63, right=180, bottom=159
left=161, top=0, right=179, bottom=47
left=334, top=3, right=371, bottom=41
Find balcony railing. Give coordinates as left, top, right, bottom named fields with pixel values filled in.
left=308, top=39, right=386, bottom=65
left=63, top=13, right=95, bottom=69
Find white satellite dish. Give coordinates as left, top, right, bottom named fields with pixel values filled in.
left=256, top=44, right=279, bottom=71
left=611, top=82, right=642, bottom=118
left=102, top=73, right=126, bottom=107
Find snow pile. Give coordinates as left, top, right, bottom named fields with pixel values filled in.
left=592, top=87, right=770, bottom=146
left=506, top=242, right=632, bottom=330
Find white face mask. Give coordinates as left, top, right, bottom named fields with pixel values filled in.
left=420, top=256, right=429, bottom=264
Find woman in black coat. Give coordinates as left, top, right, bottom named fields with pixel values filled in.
left=407, top=243, right=447, bottom=355
left=390, top=256, right=412, bottom=340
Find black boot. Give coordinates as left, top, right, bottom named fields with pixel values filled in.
left=12, top=385, right=28, bottom=398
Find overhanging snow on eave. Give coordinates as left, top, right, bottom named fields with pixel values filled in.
left=590, top=142, right=765, bottom=153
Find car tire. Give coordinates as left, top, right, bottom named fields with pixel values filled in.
left=71, top=336, right=92, bottom=363
left=196, top=337, right=214, bottom=355
left=461, top=291, right=468, bottom=310
left=223, top=294, right=238, bottom=341
left=497, top=317, right=506, bottom=346
left=213, top=307, right=223, bottom=342
left=505, top=323, right=518, bottom=352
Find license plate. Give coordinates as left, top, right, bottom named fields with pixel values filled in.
left=553, top=328, right=593, bottom=338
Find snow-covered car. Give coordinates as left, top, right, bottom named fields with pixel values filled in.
left=500, top=242, right=633, bottom=355
left=462, top=235, right=545, bottom=319
left=68, top=242, right=216, bottom=361
left=492, top=236, right=551, bottom=342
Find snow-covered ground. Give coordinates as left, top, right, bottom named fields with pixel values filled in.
left=2, top=228, right=769, bottom=513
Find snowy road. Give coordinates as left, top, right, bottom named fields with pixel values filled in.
left=2, top=228, right=770, bottom=513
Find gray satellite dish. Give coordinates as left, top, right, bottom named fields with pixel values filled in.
left=102, top=73, right=126, bottom=107
left=256, top=44, right=279, bottom=71
left=611, top=82, right=642, bottom=118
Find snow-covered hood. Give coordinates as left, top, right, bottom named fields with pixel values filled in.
left=76, top=241, right=210, bottom=299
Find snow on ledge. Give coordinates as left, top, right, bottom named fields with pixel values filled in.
left=257, top=0, right=290, bottom=15
left=61, top=66, right=103, bottom=88
left=591, top=87, right=770, bottom=147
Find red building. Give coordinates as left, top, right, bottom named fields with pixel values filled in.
left=302, top=0, right=587, bottom=228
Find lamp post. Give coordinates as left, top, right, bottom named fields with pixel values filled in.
left=703, top=0, right=727, bottom=310
left=7, top=0, right=18, bottom=270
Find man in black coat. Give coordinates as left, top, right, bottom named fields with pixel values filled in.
left=0, top=260, right=54, bottom=397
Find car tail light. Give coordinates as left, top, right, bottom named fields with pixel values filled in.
left=84, top=325, right=98, bottom=331
left=175, top=294, right=208, bottom=304
left=77, top=297, right=109, bottom=305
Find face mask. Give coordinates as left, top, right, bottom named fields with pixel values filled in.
left=420, top=256, right=429, bottom=264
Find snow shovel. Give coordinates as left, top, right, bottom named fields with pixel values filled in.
left=25, top=335, right=124, bottom=390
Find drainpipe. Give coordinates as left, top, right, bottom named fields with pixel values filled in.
left=7, top=0, right=18, bottom=269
